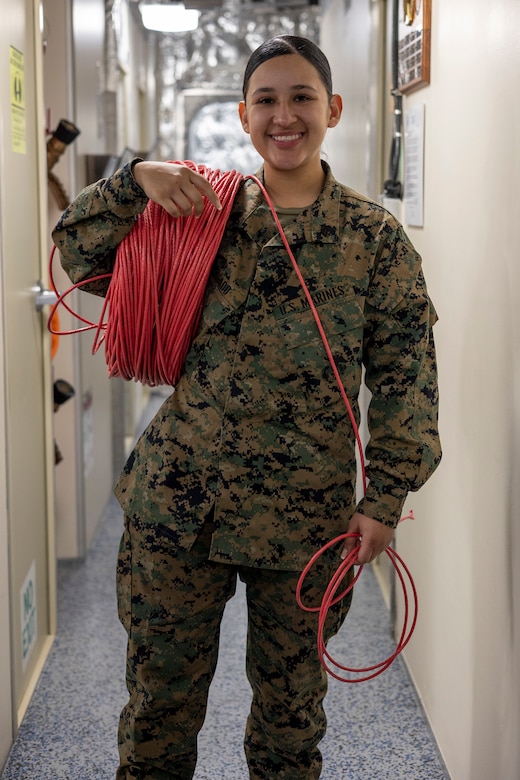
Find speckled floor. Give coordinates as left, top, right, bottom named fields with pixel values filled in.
left=1, top=394, right=450, bottom=780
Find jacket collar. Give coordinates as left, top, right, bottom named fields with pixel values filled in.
left=239, top=161, right=342, bottom=248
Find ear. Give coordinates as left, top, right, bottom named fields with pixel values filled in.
left=328, top=94, right=343, bottom=128
left=238, top=101, right=250, bottom=134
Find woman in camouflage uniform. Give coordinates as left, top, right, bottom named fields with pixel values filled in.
left=53, top=35, right=441, bottom=780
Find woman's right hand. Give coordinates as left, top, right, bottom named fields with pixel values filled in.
left=132, top=160, right=222, bottom=218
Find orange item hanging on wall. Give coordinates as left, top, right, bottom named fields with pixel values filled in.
left=50, top=307, right=60, bottom=360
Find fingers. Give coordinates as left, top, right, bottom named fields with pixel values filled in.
left=340, top=512, right=394, bottom=565
left=340, top=535, right=360, bottom=562
left=165, top=172, right=222, bottom=217
left=355, top=536, right=388, bottom=565
left=133, top=161, right=222, bottom=217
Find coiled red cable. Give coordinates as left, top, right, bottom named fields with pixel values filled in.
left=49, top=163, right=243, bottom=386
left=103, top=164, right=244, bottom=385
left=295, top=530, right=417, bottom=683
left=49, top=162, right=418, bottom=680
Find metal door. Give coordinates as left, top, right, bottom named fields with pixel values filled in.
left=0, top=0, right=56, bottom=740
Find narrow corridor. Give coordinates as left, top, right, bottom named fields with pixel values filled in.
left=1, top=392, right=450, bottom=780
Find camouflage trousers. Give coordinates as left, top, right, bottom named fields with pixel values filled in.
left=115, top=515, right=351, bottom=780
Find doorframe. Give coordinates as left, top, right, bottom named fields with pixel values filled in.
left=34, top=0, right=58, bottom=652
left=0, top=205, right=14, bottom=771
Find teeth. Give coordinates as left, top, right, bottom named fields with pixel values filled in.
left=272, top=134, right=301, bottom=142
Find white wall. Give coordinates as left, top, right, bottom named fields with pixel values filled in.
left=401, top=2, right=520, bottom=778
left=322, top=1, right=520, bottom=778
left=321, top=0, right=385, bottom=199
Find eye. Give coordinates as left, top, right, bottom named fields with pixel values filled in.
left=294, top=94, right=313, bottom=102
left=255, top=96, right=275, bottom=105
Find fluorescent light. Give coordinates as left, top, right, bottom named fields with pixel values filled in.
left=139, top=3, right=200, bottom=32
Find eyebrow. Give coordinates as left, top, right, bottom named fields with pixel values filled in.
left=251, top=84, right=319, bottom=97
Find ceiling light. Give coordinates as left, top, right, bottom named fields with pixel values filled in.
left=139, top=2, right=200, bottom=33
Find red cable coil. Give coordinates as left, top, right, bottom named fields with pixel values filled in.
left=295, top=532, right=418, bottom=683
left=103, top=164, right=243, bottom=385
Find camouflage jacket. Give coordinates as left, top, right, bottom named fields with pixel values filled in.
left=53, top=161, right=441, bottom=570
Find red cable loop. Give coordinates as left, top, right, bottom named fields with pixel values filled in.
left=49, top=163, right=418, bottom=680
left=296, top=533, right=418, bottom=683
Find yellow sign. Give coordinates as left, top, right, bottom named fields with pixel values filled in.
left=10, top=45, right=26, bottom=154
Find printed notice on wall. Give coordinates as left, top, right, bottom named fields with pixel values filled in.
left=404, top=102, right=425, bottom=227
left=10, top=45, right=26, bottom=154
left=20, top=561, right=37, bottom=671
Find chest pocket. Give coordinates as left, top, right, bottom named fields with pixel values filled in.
left=277, top=296, right=366, bottom=411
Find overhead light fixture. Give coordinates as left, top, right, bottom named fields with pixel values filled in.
left=139, top=2, right=200, bottom=33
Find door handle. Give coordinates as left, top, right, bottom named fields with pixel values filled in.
left=33, top=280, right=58, bottom=311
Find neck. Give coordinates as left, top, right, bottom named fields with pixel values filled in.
left=262, top=162, right=325, bottom=208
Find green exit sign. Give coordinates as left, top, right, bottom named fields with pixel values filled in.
left=20, top=561, right=37, bottom=670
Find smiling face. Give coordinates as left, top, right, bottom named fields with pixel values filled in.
left=238, top=53, right=342, bottom=187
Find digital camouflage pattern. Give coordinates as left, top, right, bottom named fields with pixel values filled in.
left=115, top=515, right=350, bottom=779
left=53, top=160, right=441, bottom=571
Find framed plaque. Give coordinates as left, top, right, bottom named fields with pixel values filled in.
left=398, top=0, right=432, bottom=94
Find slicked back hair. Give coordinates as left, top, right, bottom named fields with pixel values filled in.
left=242, top=35, right=333, bottom=102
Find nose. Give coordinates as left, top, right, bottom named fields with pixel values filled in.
left=272, top=99, right=297, bottom=126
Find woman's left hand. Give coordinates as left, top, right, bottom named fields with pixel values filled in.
left=340, top=512, right=394, bottom=565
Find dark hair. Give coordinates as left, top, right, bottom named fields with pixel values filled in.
left=242, top=35, right=333, bottom=102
